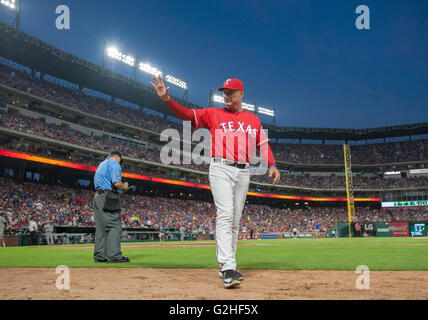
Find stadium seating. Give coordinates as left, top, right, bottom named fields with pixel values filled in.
left=1, top=63, right=427, bottom=167
left=1, top=178, right=427, bottom=238
left=1, top=108, right=427, bottom=190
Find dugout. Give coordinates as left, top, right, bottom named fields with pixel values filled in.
left=10, top=226, right=194, bottom=246
left=53, top=225, right=187, bottom=242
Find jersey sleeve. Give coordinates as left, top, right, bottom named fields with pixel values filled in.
left=110, top=162, right=122, bottom=184
left=191, top=108, right=211, bottom=129
left=257, top=126, right=270, bottom=147
left=165, top=99, right=211, bottom=129
left=257, top=125, right=276, bottom=167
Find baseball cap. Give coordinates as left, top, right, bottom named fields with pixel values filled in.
left=218, top=78, right=244, bottom=92
left=109, top=150, right=123, bottom=164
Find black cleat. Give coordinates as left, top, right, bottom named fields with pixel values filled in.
left=234, top=270, right=244, bottom=281
left=219, top=269, right=244, bottom=281
left=223, top=270, right=240, bottom=289
left=107, top=256, right=130, bottom=263
left=94, top=258, right=107, bottom=263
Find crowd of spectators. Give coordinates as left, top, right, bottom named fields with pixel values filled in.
left=0, top=108, right=209, bottom=172
left=0, top=64, right=181, bottom=134
left=1, top=108, right=427, bottom=191
left=1, top=178, right=427, bottom=240
left=251, top=173, right=428, bottom=189
left=270, top=139, right=428, bottom=165
left=1, top=64, right=427, bottom=166
left=1, top=146, right=209, bottom=188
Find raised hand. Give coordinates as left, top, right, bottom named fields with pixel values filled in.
left=150, top=75, right=171, bottom=102
left=269, top=166, right=280, bottom=185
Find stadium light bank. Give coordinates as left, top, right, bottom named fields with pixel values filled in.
left=211, top=93, right=275, bottom=119
left=212, top=94, right=256, bottom=112
left=1, top=0, right=21, bottom=30
left=0, top=0, right=17, bottom=10
left=106, top=47, right=135, bottom=67
left=258, top=106, right=275, bottom=117
left=104, top=44, right=188, bottom=94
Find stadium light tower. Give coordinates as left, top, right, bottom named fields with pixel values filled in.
left=1, top=0, right=21, bottom=30
left=165, top=74, right=188, bottom=101
left=138, top=64, right=189, bottom=101
left=257, top=106, right=275, bottom=117
left=138, top=62, right=163, bottom=77
left=165, top=74, right=188, bottom=90
left=102, top=41, right=190, bottom=101
left=105, top=46, right=135, bottom=67
left=210, top=91, right=277, bottom=124
left=0, top=0, right=17, bottom=10
left=211, top=92, right=256, bottom=112
left=257, top=106, right=277, bottom=126
left=212, top=93, right=225, bottom=104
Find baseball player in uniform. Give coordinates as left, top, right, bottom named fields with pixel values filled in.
left=0, top=212, right=7, bottom=247
left=151, top=76, right=280, bottom=288
left=44, top=220, right=54, bottom=245
left=159, top=225, right=165, bottom=242
left=179, top=225, right=186, bottom=241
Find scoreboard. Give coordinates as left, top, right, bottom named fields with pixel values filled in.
left=381, top=200, right=428, bottom=208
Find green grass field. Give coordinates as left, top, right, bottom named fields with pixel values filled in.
left=1, top=237, right=428, bottom=271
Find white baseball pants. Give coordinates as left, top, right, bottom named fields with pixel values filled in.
left=209, top=160, right=250, bottom=272
left=45, top=232, right=54, bottom=245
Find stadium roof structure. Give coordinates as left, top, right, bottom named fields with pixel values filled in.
left=263, top=122, right=428, bottom=141
left=1, top=21, right=427, bottom=142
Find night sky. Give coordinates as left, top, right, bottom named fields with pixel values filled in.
left=0, top=0, right=427, bottom=129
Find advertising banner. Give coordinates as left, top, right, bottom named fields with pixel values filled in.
left=390, top=222, right=409, bottom=237
left=260, top=234, right=279, bottom=239
left=337, top=222, right=353, bottom=237
left=382, top=200, right=428, bottom=208
left=353, top=222, right=362, bottom=237
left=375, top=222, right=391, bottom=237
left=409, top=222, right=428, bottom=237
left=362, top=222, right=376, bottom=236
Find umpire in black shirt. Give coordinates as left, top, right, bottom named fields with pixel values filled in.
left=93, top=151, right=130, bottom=263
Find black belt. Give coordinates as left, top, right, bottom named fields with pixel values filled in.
left=230, top=163, right=248, bottom=169
left=96, top=189, right=108, bottom=194
left=212, top=158, right=249, bottom=169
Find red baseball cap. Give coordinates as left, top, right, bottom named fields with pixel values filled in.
left=218, top=78, right=244, bottom=92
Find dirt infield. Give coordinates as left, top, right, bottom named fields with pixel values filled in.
left=1, top=268, right=427, bottom=300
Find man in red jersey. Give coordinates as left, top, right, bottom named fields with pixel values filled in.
left=151, top=75, right=280, bottom=288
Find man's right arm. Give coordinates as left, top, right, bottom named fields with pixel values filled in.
left=150, top=75, right=197, bottom=122
left=165, top=98, right=197, bottom=122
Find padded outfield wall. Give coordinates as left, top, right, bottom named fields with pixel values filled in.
left=327, top=221, right=428, bottom=238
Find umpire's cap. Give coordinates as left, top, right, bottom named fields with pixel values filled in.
left=109, top=150, right=123, bottom=164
